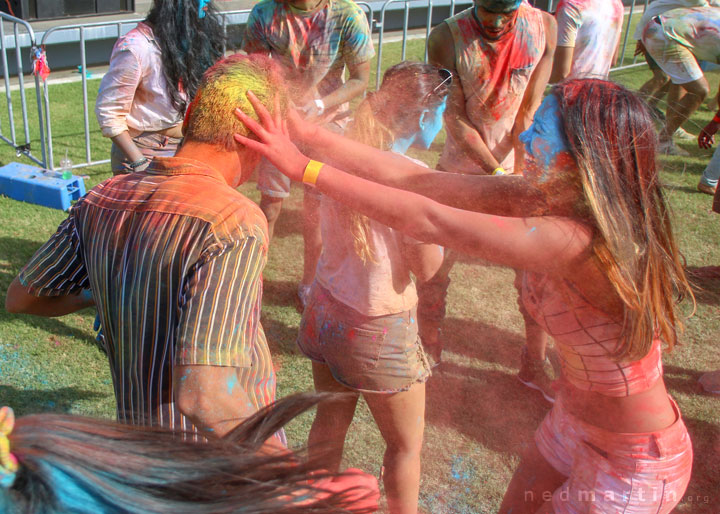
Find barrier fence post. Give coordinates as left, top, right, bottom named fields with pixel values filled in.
left=0, top=20, right=18, bottom=146
left=424, top=0, right=434, bottom=63
left=0, top=12, right=47, bottom=167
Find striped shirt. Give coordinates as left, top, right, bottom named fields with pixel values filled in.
left=19, top=157, right=276, bottom=431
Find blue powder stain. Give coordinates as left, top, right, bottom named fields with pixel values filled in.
left=227, top=374, right=238, bottom=395
left=519, top=94, right=570, bottom=177
left=526, top=226, right=537, bottom=235
left=450, top=455, right=473, bottom=482
left=44, top=464, right=116, bottom=512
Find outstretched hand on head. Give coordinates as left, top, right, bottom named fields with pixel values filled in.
left=233, top=91, right=309, bottom=182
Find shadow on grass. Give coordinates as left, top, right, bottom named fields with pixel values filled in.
left=0, top=237, right=44, bottom=275
left=0, top=385, right=107, bottom=416
left=272, top=206, right=304, bottom=239
left=665, top=184, right=709, bottom=195
left=682, top=416, right=720, bottom=509
left=260, top=279, right=302, bottom=355
left=0, top=309, right=97, bottom=347
left=443, top=316, right=524, bottom=368
left=263, top=279, right=300, bottom=308
left=427, top=316, right=546, bottom=455
left=664, top=364, right=706, bottom=395
left=686, top=266, right=720, bottom=306
left=426, top=361, right=549, bottom=456
left=261, top=315, right=301, bottom=355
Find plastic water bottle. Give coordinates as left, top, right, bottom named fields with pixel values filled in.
left=60, top=150, right=73, bottom=180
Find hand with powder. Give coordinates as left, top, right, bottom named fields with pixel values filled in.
left=698, top=117, right=719, bottom=149
left=286, top=469, right=380, bottom=512
left=234, top=92, right=310, bottom=182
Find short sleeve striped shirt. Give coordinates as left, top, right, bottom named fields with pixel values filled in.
left=19, top=157, right=276, bottom=430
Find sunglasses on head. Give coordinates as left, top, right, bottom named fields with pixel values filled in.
left=422, top=68, right=453, bottom=103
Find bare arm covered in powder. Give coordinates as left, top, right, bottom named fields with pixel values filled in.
left=427, top=22, right=502, bottom=174
left=315, top=60, right=371, bottom=113
left=289, top=110, right=547, bottom=216
left=233, top=94, right=592, bottom=275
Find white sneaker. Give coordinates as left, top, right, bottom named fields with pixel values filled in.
left=673, top=127, right=695, bottom=140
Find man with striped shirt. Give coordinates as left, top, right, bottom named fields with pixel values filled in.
left=6, top=54, right=286, bottom=447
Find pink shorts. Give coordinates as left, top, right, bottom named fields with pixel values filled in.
left=535, top=397, right=692, bottom=513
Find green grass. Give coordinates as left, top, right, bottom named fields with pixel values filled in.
left=1, top=35, right=720, bottom=513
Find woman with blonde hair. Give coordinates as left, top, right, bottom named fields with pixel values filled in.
left=235, top=78, right=695, bottom=514
left=284, top=61, right=450, bottom=514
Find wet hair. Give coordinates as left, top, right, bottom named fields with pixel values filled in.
left=145, top=0, right=225, bottom=114
left=345, top=61, right=450, bottom=263
left=184, top=53, right=289, bottom=151
left=1, top=394, right=374, bottom=513
left=553, top=79, right=694, bottom=361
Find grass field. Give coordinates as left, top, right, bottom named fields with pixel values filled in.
left=1, top=31, right=719, bottom=513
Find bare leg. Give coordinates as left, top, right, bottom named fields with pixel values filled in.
left=307, top=362, right=359, bottom=472
left=364, top=382, right=426, bottom=514
left=662, top=78, right=710, bottom=141
left=259, top=194, right=284, bottom=242
left=499, top=441, right=566, bottom=514
left=302, top=186, right=322, bottom=287
left=639, top=72, right=670, bottom=107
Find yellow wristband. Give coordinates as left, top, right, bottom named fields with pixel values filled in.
left=303, top=159, right=324, bottom=186
left=492, top=167, right=505, bottom=176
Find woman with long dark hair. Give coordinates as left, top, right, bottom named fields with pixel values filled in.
left=95, top=0, right=224, bottom=174
left=292, top=62, right=449, bottom=514
left=234, top=79, right=695, bottom=514
left=0, top=395, right=379, bottom=513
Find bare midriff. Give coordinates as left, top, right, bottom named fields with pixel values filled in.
left=560, top=378, right=677, bottom=434
left=128, top=123, right=184, bottom=139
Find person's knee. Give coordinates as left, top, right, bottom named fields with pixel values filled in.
left=685, top=77, right=710, bottom=99
left=384, top=429, right=424, bottom=458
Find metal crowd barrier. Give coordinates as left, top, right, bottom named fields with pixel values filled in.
left=0, top=11, right=46, bottom=168
left=39, top=18, right=145, bottom=171
left=3, top=0, right=653, bottom=172
left=374, top=0, right=471, bottom=89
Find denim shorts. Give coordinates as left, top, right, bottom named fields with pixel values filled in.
left=297, top=284, right=431, bottom=393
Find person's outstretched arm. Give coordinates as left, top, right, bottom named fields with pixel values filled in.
left=287, top=110, right=547, bottom=216
left=234, top=94, right=592, bottom=274
left=5, top=214, right=95, bottom=317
